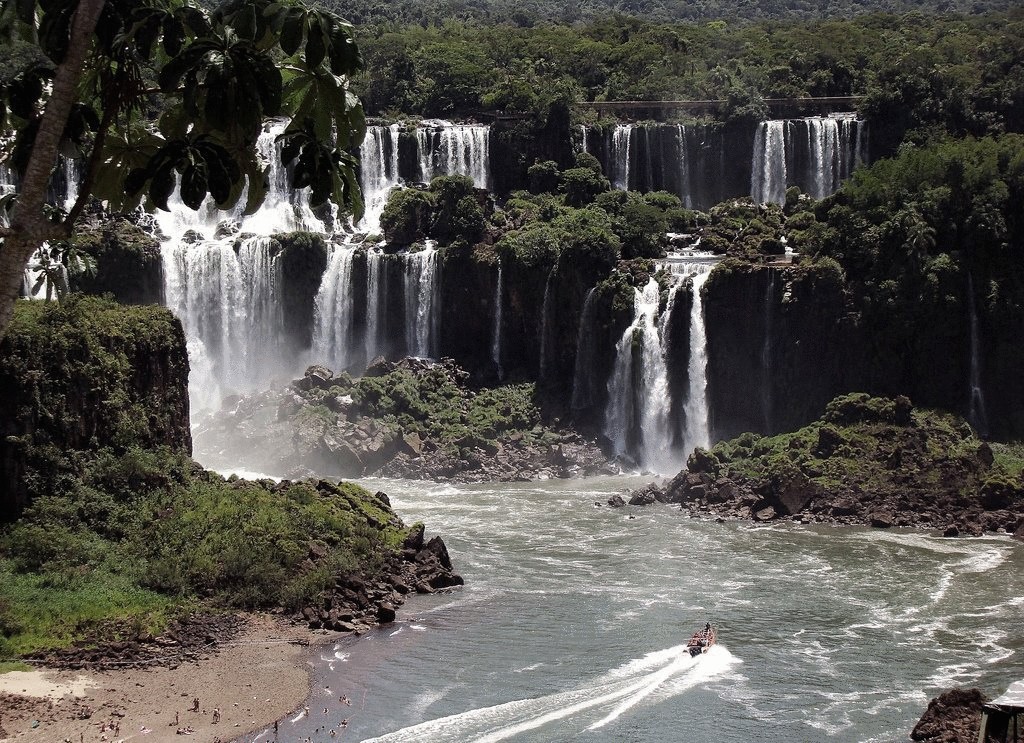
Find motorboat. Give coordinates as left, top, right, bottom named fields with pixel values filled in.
left=687, top=623, right=716, bottom=657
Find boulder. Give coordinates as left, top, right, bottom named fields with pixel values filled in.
left=911, top=688, right=987, bottom=743
left=628, top=483, right=659, bottom=506
left=607, top=494, right=626, bottom=508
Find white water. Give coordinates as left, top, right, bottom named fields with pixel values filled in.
left=405, top=241, right=441, bottom=359
left=360, top=124, right=403, bottom=234
left=681, top=265, right=712, bottom=455
left=247, top=477, right=1024, bottom=743
left=751, top=115, right=864, bottom=204
left=312, top=246, right=357, bottom=372
left=162, top=236, right=283, bottom=412
left=417, top=122, right=490, bottom=188
left=604, top=279, right=673, bottom=472
left=364, top=249, right=385, bottom=363
left=611, top=124, right=632, bottom=190
left=751, top=120, right=788, bottom=205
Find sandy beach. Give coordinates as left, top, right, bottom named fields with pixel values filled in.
left=0, top=614, right=327, bottom=743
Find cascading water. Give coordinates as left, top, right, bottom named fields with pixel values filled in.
left=571, top=288, right=598, bottom=412
left=163, top=236, right=283, bottom=412
left=156, top=122, right=320, bottom=411
left=364, top=249, right=385, bottom=362
left=538, top=270, right=555, bottom=382
left=750, top=114, right=865, bottom=204
left=967, top=273, right=989, bottom=437
left=417, top=122, right=490, bottom=188
left=312, top=246, right=357, bottom=372
left=405, top=241, right=441, bottom=359
left=604, top=279, right=673, bottom=472
left=360, top=124, right=402, bottom=234
left=681, top=265, right=712, bottom=455
left=611, top=124, right=633, bottom=190
left=751, top=121, right=788, bottom=206
left=492, top=260, right=504, bottom=380
left=603, top=257, right=716, bottom=472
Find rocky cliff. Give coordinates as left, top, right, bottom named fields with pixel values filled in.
left=0, top=297, right=191, bottom=521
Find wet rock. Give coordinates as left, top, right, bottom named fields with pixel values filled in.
left=608, top=494, right=626, bottom=507
left=911, top=687, right=987, bottom=743
left=628, top=483, right=659, bottom=506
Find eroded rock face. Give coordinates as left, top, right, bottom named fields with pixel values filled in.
left=911, top=688, right=988, bottom=743
left=0, top=299, right=191, bottom=522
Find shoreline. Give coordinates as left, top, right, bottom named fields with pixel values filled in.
left=0, top=614, right=342, bottom=743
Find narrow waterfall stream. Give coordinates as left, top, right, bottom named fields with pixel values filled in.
left=611, top=124, right=633, bottom=190
left=492, top=260, right=504, bottom=380
left=681, top=264, right=712, bottom=455
left=967, top=272, right=989, bottom=436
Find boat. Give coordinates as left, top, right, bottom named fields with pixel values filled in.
left=687, top=623, right=716, bottom=657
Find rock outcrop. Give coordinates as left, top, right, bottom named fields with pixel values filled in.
left=632, top=394, right=1024, bottom=537
left=912, top=688, right=988, bottom=743
left=0, top=297, right=191, bottom=521
left=194, top=357, right=616, bottom=482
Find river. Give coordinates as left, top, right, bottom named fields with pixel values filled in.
left=233, top=476, right=1024, bottom=742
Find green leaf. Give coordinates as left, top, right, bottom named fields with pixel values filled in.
left=279, top=9, right=304, bottom=56
left=150, top=166, right=176, bottom=212
left=304, top=17, right=325, bottom=69
left=180, top=164, right=208, bottom=210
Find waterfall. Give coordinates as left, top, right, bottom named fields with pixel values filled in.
left=751, top=121, right=788, bottom=205
left=417, top=122, right=490, bottom=188
left=365, top=249, right=384, bottom=363
left=492, top=260, right=504, bottom=380
left=162, top=236, right=282, bottom=412
left=538, top=270, right=555, bottom=382
left=579, top=125, right=589, bottom=154
left=967, top=273, right=989, bottom=437
left=360, top=123, right=402, bottom=234
left=405, top=241, right=441, bottom=359
left=676, top=124, right=693, bottom=209
left=312, top=246, right=356, bottom=371
left=611, top=124, right=632, bottom=190
left=751, top=115, right=865, bottom=204
left=604, top=279, right=674, bottom=472
left=682, top=266, right=712, bottom=455
left=571, top=288, right=598, bottom=412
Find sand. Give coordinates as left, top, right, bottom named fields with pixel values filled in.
left=0, top=614, right=326, bottom=743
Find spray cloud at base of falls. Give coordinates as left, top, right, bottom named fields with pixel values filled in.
left=155, top=120, right=487, bottom=413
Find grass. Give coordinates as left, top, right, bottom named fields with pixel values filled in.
left=0, top=564, right=178, bottom=657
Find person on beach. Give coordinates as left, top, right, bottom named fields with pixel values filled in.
left=191, top=697, right=199, bottom=712
left=212, top=708, right=221, bottom=724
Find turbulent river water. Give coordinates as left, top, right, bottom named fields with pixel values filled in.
left=230, top=476, right=1024, bottom=743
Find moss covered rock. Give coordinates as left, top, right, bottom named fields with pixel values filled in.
left=0, top=297, right=191, bottom=521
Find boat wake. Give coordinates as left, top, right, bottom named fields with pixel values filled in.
left=362, top=644, right=740, bottom=742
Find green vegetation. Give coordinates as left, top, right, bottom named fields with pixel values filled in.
left=328, top=0, right=1016, bottom=26
left=333, top=362, right=550, bottom=455
left=0, top=299, right=412, bottom=660
left=0, top=0, right=366, bottom=342
left=0, top=447, right=404, bottom=658
left=349, top=12, right=1023, bottom=150
left=697, top=393, right=1022, bottom=503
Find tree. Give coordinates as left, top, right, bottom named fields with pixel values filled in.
left=0, top=0, right=366, bottom=341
